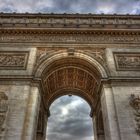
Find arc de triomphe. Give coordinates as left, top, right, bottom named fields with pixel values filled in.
left=0, top=13, right=140, bottom=140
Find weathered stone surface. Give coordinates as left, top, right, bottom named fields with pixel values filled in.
left=4, top=84, right=31, bottom=140
left=101, top=84, right=120, bottom=140
left=111, top=83, right=140, bottom=140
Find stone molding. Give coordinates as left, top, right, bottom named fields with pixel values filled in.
left=0, top=51, right=29, bottom=70
left=0, top=33, right=140, bottom=44
left=0, top=13, right=140, bottom=29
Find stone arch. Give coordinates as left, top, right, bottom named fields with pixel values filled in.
left=35, top=50, right=108, bottom=140
left=35, top=51, right=107, bottom=107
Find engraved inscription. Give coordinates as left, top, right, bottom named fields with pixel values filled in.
left=0, top=52, right=29, bottom=70
left=114, top=53, right=140, bottom=70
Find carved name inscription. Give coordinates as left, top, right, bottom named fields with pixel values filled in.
left=0, top=92, right=8, bottom=136
left=0, top=52, right=29, bottom=70
left=114, top=53, right=140, bottom=70
left=130, top=94, right=140, bottom=136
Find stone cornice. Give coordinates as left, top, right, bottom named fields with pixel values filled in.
left=1, top=13, right=140, bottom=17
left=0, top=76, right=140, bottom=81
left=0, top=13, right=140, bottom=44
left=0, top=13, right=140, bottom=30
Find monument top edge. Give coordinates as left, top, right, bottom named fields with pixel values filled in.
left=0, top=12, right=140, bottom=18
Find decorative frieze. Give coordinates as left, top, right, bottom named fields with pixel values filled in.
left=0, top=92, right=8, bottom=137
left=0, top=51, right=29, bottom=70
left=114, top=53, right=140, bottom=70
left=130, top=94, right=140, bottom=136
left=0, top=33, right=140, bottom=44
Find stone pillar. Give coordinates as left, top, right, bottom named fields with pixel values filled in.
left=0, top=83, right=40, bottom=140
left=101, top=84, right=120, bottom=140
left=36, top=104, right=49, bottom=140
left=111, top=82, right=140, bottom=140
left=43, top=113, right=48, bottom=140
left=97, top=135, right=105, bottom=140
left=93, top=108, right=105, bottom=140
left=92, top=116, right=98, bottom=140
left=96, top=119, right=105, bottom=140
left=22, top=86, right=41, bottom=140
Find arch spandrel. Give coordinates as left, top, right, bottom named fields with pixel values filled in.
left=35, top=50, right=108, bottom=78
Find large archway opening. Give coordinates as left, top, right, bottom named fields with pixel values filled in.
left=47, top=95, right=94, bottom=140
left=35, top=50, right=107, bottom=140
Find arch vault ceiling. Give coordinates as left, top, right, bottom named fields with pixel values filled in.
left=41, top=57, right=102, bottom=109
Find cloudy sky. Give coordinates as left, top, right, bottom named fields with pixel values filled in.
left=0, top=0, right=140, bottom=14
left=47, top=95, right=93, bottom=140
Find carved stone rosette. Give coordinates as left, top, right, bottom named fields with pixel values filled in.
left=0, top=92, right=8, bottom=138
left=130, top=94, right=140, bottom=136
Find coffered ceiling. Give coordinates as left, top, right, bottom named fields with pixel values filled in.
left=41, top=57, right=101, bottom=108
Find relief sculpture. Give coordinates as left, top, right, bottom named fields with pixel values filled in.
left=114, top=53, right=140, bottom=70
left=130, top=94, right=140, bottom=136
left=0, top=92, right=8, bottom=138
left=0, top=52, right=29, bottom=70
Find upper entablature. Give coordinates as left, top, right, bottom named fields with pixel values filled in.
left=0, top=13, right=140, bottom=29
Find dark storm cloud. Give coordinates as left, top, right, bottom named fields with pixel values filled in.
left=0, top=0, right=140, bottom=14
left=47, top=96, right=93, bottom=140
